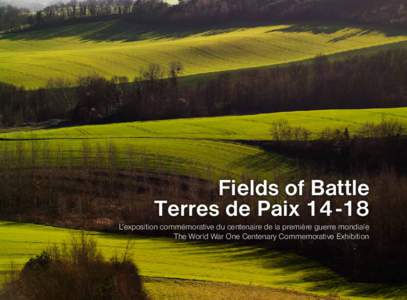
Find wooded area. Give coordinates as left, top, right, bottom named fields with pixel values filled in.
left=2, top=49, right=407, bottom=127
left=2, top=0, right=407, bottom=32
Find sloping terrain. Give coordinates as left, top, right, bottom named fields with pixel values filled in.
left=1, top=221, right=405, bottom=300
left=1, top=100, right=407, bottom=300
left=1, top=19, right=407, bottom=87
left=4, top=107, right=407, bottom=140
left=0, top=107, right=406, bottom=181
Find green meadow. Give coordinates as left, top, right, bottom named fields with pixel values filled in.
left=0, top=138, right=293, bottom=180
left=1, top=108, right=407, bottom=298
left=0, top=221, right=406, bottom=300
left=1, top=20, right=407, bottom=87
left=2, top=7, right=407, bottom=299
left=4, top=107, right=407, bottom=140
left=1, top=107, right=407, bottom=180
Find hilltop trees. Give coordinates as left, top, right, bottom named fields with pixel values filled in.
left=3, top=48, right=407, bottom=126
left=3, top=0, right=407, bottom=32
left=31, top=0, right=170, bottom=25
left=0, top=4, right=29, bottom=31
left=164, top=0, right=407, bottom=26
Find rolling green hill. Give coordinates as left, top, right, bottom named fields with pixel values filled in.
left=0, top=138, right=293, bottom=181
left=4, top=107, right=407, bottom=140
left=1, top=20, right=407, bottom=88
left=1, top=107, right=406, bottom=181
left=0, top=221, right=405, bottom=300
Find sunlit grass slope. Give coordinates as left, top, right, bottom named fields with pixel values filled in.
left=1, top=221, right=405, bottom=300
left=145, top=279, right=326, bottom=300
left=3, top=107, right=407, bottom=140
left=1, top=107, right=407, bottom=180
left=1, top=20, right=407, bottom=87
left=0, top=138, right=293, bottom=180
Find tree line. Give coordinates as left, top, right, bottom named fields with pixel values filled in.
left=0, top=4, right=29, bottom=31
left=172, top=0, right=407, bottom=26
left=2, top=48, right=407, bottom=127
left=31, top=0, right=170, bottom=26
left=4, top=0, right=407, bottom=31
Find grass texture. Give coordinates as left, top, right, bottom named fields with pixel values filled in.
left=144, top=279, right=326, bottom=300
left=4, top=107, right=407, bottom=140
left=1, top=107, right=407, bottom=181
left=1, top=20, right=407, bottom=87
left=0, top=221, right=405, bottom=300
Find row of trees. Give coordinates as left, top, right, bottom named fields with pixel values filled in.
left=3, top=0, right=407, bottom=32
left=1, top=0, right=171, bottom=31
left=266, top=118, right=407, bottom=174
left=26, top=0, right=407, bottom=28
left=7, top=0, right=269, bottom=28
left=32, top=0, right=170, bottom=25
left=3, top=48, right=407, bottom=126
left=172, top=0, right=407, bottom=25
left=0, top=61, right=184, bottom=126
left=0, top=4, right=29, bottom=31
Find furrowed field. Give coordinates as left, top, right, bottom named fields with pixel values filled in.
left=1, top=20, right=407, bottom=87
left=0, top=221, right=406, bottom=300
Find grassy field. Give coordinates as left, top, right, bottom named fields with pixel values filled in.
left=1, top=20, right=407, bottom=87
left=144, top=279, right=327, bottom=300
left=0, top=221, right=405, bottom=300
left=1, top=109, right=407, bottom=298
left=0, top=138, right=293, bottom=180
left=1, top=107, right=406, bottom=180
left=3, top=107, right=407, bottom=140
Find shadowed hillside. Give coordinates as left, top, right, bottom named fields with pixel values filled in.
left=174, top=0, right=407, bottom=26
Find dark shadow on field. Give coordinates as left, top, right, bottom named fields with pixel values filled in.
left=95, top=231, right=407, bottom=299
left=0, top=19, right=257, bottom=42
left=0, top=221, right=29, bottom=227
left=266, top=22, right=407, bottom=40
left=228, top=150, right=292, bottom=174
left=3, top=220, right=405, bottom=298
left=164, top=242, right=407, bottom=298
left=1, top=18, right=406, bottom=43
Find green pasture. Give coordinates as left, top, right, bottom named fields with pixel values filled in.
left=3, top=107, right=407, bottom=140
left=0, top=138, right=293, bottom=180
left=1, top=107, right=407, bottom=181
left=1, top=20, right=407, bottom=87
left=0, top=221, right=405, bottom=300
